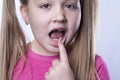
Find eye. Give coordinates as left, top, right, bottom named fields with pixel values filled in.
left=65, top=4, right=78, bottom=9
left=40, top=4, right=51, bottom=9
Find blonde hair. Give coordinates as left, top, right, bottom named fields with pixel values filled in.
left=69, top=0, right=97, bottom=79
left=0, top=0, right=26, bottom=80
left=0, top=0, right=98, bottom=80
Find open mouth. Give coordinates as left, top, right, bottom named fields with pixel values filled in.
left=49, top=29, right=66, bottom=41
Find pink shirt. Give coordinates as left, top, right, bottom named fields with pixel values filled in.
left=12, top=49, right=110, bottom=80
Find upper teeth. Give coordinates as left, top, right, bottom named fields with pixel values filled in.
left=58, top=29, right=63, bottom=31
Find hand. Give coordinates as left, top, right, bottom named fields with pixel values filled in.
left=45, top=40, right=75, bottom=80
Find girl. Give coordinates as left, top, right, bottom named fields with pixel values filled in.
left=0, top=0, right=110, bottom=80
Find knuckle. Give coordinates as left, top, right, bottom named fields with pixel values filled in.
left=45, top=72, right=49, bottom=80
left=52, top=59, right=60, bottom=67
left=48, top=66, right=53, bottom=72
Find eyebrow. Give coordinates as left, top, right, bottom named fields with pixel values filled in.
left=33, top=0, right=78, bottom=4
left=66, top=0, right=78, bottom=1
left=34, top=0, right=78, bottom=2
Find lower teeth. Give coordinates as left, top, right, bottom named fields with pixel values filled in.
left=53, top=37, right=62, bottom=41
left=53, top=39, right=59, bottom=41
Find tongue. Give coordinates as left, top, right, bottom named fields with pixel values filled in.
left=50, top=31, right=64, bottom=39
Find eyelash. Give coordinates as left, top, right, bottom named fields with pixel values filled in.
left=40, top=4, right=51, bottom=9
left=65, top=4, right=78, bottom=9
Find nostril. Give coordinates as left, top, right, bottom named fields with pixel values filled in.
left=53, top=16, right=67, bottom=23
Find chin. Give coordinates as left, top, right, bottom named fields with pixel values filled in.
left=48, top=46, right=60, bottom=54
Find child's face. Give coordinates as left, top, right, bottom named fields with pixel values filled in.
left=21, top=0, right=81, bottom=54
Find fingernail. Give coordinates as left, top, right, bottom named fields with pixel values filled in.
left=58, top=39, right=61, bottom=45
left=59, top=37, right=62, bottom=41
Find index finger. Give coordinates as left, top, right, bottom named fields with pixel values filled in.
left=58, top=40, right=69, bottom=64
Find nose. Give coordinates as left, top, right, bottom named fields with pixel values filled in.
left=52, top=7, right=67, bottom=23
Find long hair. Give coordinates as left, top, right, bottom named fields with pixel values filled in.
left=0, top=0, right=26, bottom=80
left=0, top=0, right=98, bottom=80
left=69, top=0, right=98, bottom=80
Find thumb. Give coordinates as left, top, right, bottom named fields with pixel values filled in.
left=58, top=40, right=69, bottom=64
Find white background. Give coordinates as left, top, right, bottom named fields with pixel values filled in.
left=0, top=0, right=120, bottom=80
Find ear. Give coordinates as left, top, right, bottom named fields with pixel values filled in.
left=20, top=4, right=29, bottom=25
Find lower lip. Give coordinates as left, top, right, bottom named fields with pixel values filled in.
left=50, top=36, right=66, bottom=47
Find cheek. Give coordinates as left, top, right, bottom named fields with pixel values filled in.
left=28, top=14, right=49, bottom=33
left=28, top=9, right=50, bottom=28
left=29, top=18, right=48, bottom=40
left=68, top=16, right=80, bottom=33
left=67, top=14, right=81, bottom=41
left=29, top=16, right=47, bottom=27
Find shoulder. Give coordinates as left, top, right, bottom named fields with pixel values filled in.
left=95, top=54, right=110, bottom=80
left=12, top=58, right=32, bottom=80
